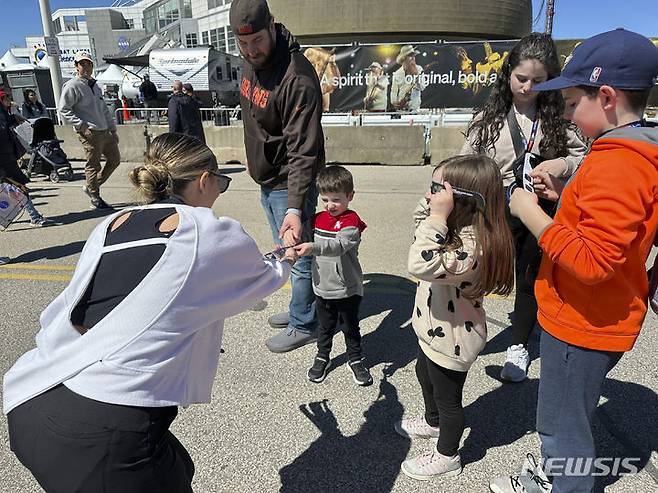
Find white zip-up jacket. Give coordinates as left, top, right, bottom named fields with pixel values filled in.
left=3, top=204, right=291, bottom=413
left=59, top=76, right=116, bottom=133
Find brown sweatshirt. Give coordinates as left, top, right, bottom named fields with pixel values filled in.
left=239, top=24, right=325, bottom=209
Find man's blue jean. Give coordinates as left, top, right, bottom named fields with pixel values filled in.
left=260, top=185, right=317, bottom=333
left=24, top=199, right=42, bottom=222
left=537, top=328, right=623, bottom=493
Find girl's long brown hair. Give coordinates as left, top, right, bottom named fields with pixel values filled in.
left=436, top=155, right=514, bottom=299
left=465, top=32, right=571, bottom=158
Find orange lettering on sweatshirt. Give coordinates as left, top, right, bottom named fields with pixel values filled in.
left=239, top=77, right=270, bottom=109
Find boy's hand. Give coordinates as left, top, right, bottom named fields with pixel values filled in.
left=509, top=188, right=539, bottom=218
left=533, top=158, right=568, bottom=177
left=293, top=242, right=314, bottom=257
left=509, top=188, right=553, bottom=239
left=531, top=170, right=565, bottom=202
left=427, top=181, right=454, bottom=221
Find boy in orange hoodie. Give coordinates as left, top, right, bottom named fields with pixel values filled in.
left=490, top=29, right=658, bottom=493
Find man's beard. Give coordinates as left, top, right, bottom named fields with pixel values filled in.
left=244, top=31, right=276, bottom=69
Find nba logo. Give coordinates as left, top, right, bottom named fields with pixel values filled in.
left=590, top=67, right=602, bottom=83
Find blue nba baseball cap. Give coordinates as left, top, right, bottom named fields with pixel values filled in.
left=533, top=28, right=658, bottom=91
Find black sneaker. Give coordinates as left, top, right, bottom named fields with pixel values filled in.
left=348, top=358, right=373, bottom=386
left=307, top=356, right=331, bottom=383
left=90, top=196, right=112, bottom=209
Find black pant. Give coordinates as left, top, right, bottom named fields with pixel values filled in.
left=415, top=348, right=468, bottom=457
left=315, top=294, right=362, bottom=361
left=507, top=198, right=554, bottom=347
left=8, top=384, right=194, bottom=493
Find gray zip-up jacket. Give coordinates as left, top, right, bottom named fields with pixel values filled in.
left=310, top=210, right=366, bottom=299
left=60, top=76, right=116, bottom=133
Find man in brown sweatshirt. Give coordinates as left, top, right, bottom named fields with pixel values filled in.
left=230, top=0, right=325, bottom=352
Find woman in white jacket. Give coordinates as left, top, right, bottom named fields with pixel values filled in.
left=4, top=133, right=297, bottom=493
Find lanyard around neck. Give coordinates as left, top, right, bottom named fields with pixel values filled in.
left=524, top=119, right=540, bottom=153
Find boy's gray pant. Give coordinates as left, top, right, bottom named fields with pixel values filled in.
left=537, top=328, right=623, bottom=493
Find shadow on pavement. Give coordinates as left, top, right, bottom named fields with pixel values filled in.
left=593, top=378, right=658, bottom=491
left=10, top=241, right=86, bottom=263
left=461, top=365, right=539, bottom=467
left=480, top=323, right=541, bottom=365
left=279, top=369, right=409, bottom=493
left=27, top=194, right=58, bottom=199
left=45, top=203, right=134, bottom=226
left=279, top=273, right=415, bottom=493
left=218, top=166, right=246, bottom=174
left=326, top=273, right=417, bottom=377
left=460, top=366, right=656, bottom=491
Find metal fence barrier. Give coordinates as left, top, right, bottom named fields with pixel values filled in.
left=43, top=104, right=658, bottom=167
left=113, top=107, right=241, bottom=126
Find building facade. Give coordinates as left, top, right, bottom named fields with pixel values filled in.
left=18, top=0, right=533, bottom=78
left=24, top=2, right=157, bottom=77
left=267, top=0, right=532, bottom=44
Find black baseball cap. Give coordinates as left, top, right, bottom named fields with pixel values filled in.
left=229, top=0, right=272, bottom=36
left=534, top=28, right=658, bottom=92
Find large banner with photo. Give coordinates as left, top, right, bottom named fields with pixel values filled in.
left=302, top=41, right=518, bottom=111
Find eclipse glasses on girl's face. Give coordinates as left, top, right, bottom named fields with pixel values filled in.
left=430, top=181, right=486, bottom=211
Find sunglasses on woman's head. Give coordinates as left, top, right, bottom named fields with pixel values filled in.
left=209, top=171, right=232, bottom=193
left=430, top=181, right=486, bottom=211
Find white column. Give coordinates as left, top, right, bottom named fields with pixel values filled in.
left=38, top=0, right=64, bottom=123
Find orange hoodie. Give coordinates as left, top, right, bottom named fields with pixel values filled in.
left=536, top=125, right=658, bottom=352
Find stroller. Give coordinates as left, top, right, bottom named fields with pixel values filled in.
left=14, top=117, right=74, bottom=183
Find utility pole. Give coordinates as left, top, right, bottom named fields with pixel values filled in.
left=545, top=0, right=556, bottom=35
left=38, top=0, right=64, bottom=123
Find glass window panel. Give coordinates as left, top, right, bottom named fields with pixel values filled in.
left=226, top=28, right=236, bottom=53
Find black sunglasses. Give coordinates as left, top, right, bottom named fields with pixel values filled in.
left=430, top=181, right=486, bottom=211
left=209, top=171, right=232, bottom=193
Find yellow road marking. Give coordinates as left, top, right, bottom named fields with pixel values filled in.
left=0, top=270, right=510, bottom=298
left=0, top=273, right=73, bottom=282
left=0, top=263, right=75, bottom=271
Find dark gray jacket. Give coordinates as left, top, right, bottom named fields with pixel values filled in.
left=168, top=92, right=206, bottom=144
left=0, top=105, right=28, bottom=185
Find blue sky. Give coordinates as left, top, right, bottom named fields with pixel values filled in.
left=2, top=0, right=657, bottom=54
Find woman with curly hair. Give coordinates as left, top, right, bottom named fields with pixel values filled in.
left=461, top=33, right=586, bottom=383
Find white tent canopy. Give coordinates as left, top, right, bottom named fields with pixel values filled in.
left=96, top=64, right=127, bottom=84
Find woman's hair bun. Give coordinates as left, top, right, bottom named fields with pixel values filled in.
left=129, top=159, right=172, bottom=203
left=129, top=132, right=218, bottom=203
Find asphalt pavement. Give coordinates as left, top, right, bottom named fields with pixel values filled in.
left=0, top=162, right=656, bottom=492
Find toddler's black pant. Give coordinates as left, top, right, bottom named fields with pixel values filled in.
left=8, top=384, right=194, bottom=493
left=315, top=294, right=362, bottom=361
left=415, top=347, right=468, bottom=456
